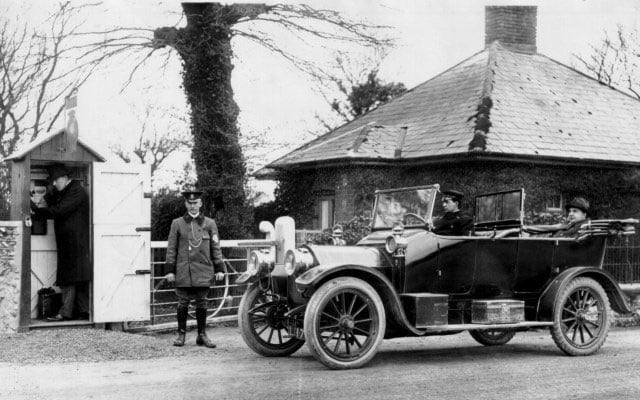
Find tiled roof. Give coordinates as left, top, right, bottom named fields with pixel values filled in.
left=265, top=43, right=640, bottom=171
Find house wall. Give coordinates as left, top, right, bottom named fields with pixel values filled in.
left=0, top=222, right=22, bottom=333
left=279, top=161, right=640, bottom=229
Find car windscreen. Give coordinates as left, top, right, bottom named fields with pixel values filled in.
left=372, top=187, right=438, bottom=229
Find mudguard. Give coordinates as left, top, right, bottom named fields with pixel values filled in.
left=536, top=267, right=632, bottom=321
left=296, top=264, right=430, bottom=336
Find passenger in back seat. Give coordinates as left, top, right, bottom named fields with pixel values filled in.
left=552, top=197, right=591, bottom=238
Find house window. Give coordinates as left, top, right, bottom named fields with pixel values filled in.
left=545, top=194, right=563, bottom=212
left=313, top=194, right=335, bottom=230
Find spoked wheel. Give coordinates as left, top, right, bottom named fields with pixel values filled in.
left=304, top=277, right=386, bottom=369
left=238, top=283, right=305, bottom=357
left=550, top=277, right=611, bottom=356
left=469, top=329, right=516, bottom=346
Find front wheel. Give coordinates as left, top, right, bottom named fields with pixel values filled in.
left=469, top=329, right=516, bottom=346
left=304, top=277, right=386, bottom=369
left=550, top=277, right=611, bottom=356
left=238, top=283, right=305, bottom=357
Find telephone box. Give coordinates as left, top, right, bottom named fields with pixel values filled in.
left=5, top=129, right=151, bottom=330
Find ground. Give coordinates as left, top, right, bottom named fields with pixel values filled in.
left=2, top=323, right=640, bottom=400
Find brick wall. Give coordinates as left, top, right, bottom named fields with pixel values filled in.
left=485, top=6, right=537, bottom=53
left=0, top=222, right=22, bottom=333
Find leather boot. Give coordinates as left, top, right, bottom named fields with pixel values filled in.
left=173, top=305, right=188, bottom=347
left=195, top=307, right=216, bottom=348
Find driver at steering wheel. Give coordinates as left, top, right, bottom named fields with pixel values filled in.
left=432, top=189, right=473, bottom=236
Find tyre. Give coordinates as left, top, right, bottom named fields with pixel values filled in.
left=304, top=277, right=386, bottom=369
left=469, top=329, right=516, bottom=346
left=550, top=277, right=611, bottom=356
left=238, top=283, right=305, bottom=357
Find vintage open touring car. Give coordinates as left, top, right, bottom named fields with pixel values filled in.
left=236, top=185, right=637, bottom=369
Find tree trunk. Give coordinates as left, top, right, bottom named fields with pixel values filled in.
left=155, top=3, right=264, bottom=238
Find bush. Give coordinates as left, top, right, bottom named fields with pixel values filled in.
left=151, top=189, right=185, bottom=241
left=304, top=215, right=372, bottom=245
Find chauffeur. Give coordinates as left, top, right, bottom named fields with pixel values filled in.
left=433, top=190, right=474, bottom=236
left=165, top=190, right=225, bottom=348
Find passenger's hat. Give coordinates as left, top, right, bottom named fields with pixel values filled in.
left=441, top=189, right=464, bottom=202
left=49, top=164, right=70, bottom=180
left=565, top=197, right=590, bottom=215
left=181, top=190, right=204, bottom=203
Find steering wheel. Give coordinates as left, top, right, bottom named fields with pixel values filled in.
left=403, top=212, right=426, bottom=225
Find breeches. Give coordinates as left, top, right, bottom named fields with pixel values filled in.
left=175, top=287, right=209, bottom=308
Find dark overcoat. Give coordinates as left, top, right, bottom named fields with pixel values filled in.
left=32, top=180, right=91, bottom=285
left=433, top=211, right=474, bottom=236
left=165, top=213, right=225, bottom=287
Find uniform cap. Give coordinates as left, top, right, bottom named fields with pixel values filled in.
left=181, top=190, right=204, bottom=203
left=441, top=189, right=464, bottom=201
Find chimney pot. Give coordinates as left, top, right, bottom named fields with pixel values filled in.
left=485, top=6, right=537, bottom=53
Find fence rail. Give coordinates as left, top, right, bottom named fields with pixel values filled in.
left=147, top=239, right=272, bottom=327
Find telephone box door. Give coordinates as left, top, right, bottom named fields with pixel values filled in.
left=92, top=162, right=151, bottom=323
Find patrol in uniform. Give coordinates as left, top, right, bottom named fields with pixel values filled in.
left=165, top=190, right=225, bottom=348
left=433, top=190, right=474, bottom=236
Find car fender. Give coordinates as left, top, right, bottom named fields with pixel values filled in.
left=536, top=267, right=632, bottom=321
left=296, top=264, right=430, bottom=336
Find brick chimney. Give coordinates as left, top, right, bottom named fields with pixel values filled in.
left=485, top=6, right=537, bottom=53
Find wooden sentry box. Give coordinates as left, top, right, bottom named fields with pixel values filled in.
left=400, top=293, right=449, bottom=327
left=471, top=299, right=524, bottom=324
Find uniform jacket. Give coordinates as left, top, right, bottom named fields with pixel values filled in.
left=433, top=211, right=474, bottom=236
left=165, top=213, right=225, bottom=287
left=32, top=180, right=91, bottom=286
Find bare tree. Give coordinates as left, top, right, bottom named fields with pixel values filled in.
left=575, top=25, right=640, bottom=99
left=0, top=1, right=112, bottom=151
left=110, top=104, right=191, bottom=176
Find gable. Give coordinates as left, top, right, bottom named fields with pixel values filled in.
left=3, top=129, right=106, bottom=163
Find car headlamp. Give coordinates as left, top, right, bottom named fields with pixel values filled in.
left=385, top=222, right=408, bottom=254
left=246, top=249, right=275, bottom=277
left=284, top=248, right=315, bottom=276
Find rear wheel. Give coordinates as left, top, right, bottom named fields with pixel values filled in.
left=550, top=277, right=611, bottom=356
left=238, top=283, right=305, bottom=357
left=304, top=277, right=386, bottom=369
left=469, top=329, right=516, bottom=346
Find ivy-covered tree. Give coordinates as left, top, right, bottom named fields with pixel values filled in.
left=149, top=3, right=391, bottom=238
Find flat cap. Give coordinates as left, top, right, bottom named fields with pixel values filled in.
left=49, top=164, right=71, bottom=180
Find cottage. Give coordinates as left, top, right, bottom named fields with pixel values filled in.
left=258, top=6, right=640, bottom=233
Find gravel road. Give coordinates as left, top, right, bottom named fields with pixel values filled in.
left=3, top=325, right=640, bottom=400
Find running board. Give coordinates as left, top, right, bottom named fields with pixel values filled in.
left=418, top=321, right=553, bottom=333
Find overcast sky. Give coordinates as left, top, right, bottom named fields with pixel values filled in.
left=7, top=0, right=640, bottom=194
